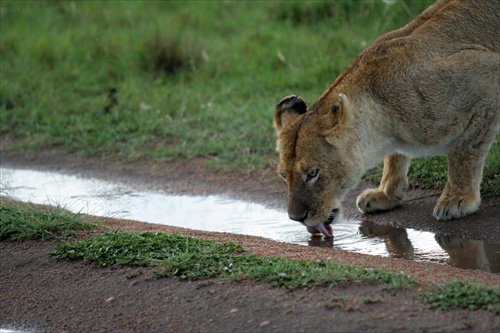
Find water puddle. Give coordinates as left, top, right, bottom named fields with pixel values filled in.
left=1, top=167, right=498, bottom=273
left=0, top=328, right=31, bottom=333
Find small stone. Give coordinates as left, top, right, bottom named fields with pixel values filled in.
left=259, top=320, right=271, bottom=327
left=106, top=296, right=115, bottom=303
left=345, top=304, right=355, bottom=312
left=230, top=308, right=239, bottom=313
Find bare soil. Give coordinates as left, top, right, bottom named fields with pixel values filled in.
left=1, top=151, right=499, bottom=333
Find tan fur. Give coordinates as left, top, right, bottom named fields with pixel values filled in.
left=274, top=0, right=499, bottom=226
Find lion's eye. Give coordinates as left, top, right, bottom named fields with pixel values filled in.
left=306, top=169, right=319, bottom=182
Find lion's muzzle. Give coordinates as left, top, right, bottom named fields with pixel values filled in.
left=290, top=207, right=337, bottom=238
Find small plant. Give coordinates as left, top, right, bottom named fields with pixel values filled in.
left=0, top=200, right=95, bottom=241
left=330, top=295, right=348, bottom=305
left=419, top=281, right=500, bottom=313
left=358, top=296, right=384, bottom=305
left=142, top=31, right=200, bottom=76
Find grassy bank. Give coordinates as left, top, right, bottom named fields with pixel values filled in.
left=2, top=200, right=498, bottom=312
left=53, top=231, right=415, bottom=290
left=54, top=231, right=499, bottom=313
left=1, top=0, right=497, bottom=194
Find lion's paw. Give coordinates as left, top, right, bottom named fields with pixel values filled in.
left=433, top=195, right=480, bottom=221
left=356, top=188, right=401, bottom=213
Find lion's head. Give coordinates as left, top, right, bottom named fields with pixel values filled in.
left=273, top=94, right=363, bottom=237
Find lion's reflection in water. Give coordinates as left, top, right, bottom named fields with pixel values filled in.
left=435, top=235, right=499, bottom=273
left=359, top=221, right=415, bottom=260
left=358, top=220, right=499, bottom=273
left=307, top=219, right=499, bottom=273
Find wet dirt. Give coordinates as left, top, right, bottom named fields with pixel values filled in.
left=1, top=151, right=499, bottom=332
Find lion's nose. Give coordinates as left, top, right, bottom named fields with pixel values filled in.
left=288, top=210, right=308, bottom=223
left=288, top=196, right=308, bottom=223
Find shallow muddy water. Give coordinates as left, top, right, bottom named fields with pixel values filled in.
left=1, top=167, right=498, bottom=273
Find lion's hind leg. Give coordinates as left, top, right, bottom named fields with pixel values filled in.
left=357, top=153, right=410, bottom=214
left=433, top=106, right=498, bottom=221
left=433, top=57, right=499, bottom=220
left=433, top=50, right=499, bottom=220
left=433, top=128, right=494, bottom=221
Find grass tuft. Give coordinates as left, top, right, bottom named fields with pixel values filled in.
left=142, top=32, right=201, bottom=76
left=419, top=281, right=500, bottom=313
left=0, top=200, right=95, bottom=241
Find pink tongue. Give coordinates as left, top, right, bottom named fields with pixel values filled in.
left=306, top=224, right=333, bottom=238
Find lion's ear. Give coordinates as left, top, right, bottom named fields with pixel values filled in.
left=323, top=93, right=351, bottom=136
left=331, top=94, right=344, bottom=116
left=273, top=95, right=307, bottom=135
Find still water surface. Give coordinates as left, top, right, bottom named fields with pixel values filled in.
left=1, top=167, right=498, bottom=273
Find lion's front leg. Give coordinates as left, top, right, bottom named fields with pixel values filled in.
left=357, top=153, right=410, bottom=214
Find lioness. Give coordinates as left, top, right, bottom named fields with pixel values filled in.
left=274, top=0, right=499, bottom=237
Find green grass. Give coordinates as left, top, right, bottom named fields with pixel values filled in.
left=1, top=0, right=497, bottom=191
left=53, top=231, right=415, bottom=290
left=419, top=281, right=500, bottom=313
left=53, top=231, right=244, bottom=268
left=0, top=200, right=95, bottom=241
